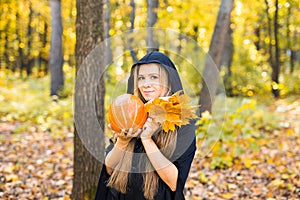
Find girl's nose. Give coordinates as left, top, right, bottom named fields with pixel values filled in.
left=143, top=82, right=151, bottom=87
left=143, top=78, right=152, bottom=86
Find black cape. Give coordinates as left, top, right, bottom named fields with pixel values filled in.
left=95, top=51, right=197, bottom=200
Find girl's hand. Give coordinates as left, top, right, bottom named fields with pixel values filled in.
left=108, top=124, right=142, bottom=145
left=116, top=128, right=142, bottom=140
left=140, top=118, right=160, bottom=140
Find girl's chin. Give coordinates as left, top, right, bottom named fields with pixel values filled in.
left=144, top=97, right=152, bottom=101
left=143, top=95, right=155, bottom=101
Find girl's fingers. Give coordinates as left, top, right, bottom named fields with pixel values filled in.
left=135, top=128, right=142, bottom=135
left=144, top=118, right=159, bottom=130
left=128, top=128, right=133, bottom=135
left=130, top=128, right=142, bottom=137
left=116, top=132, right=128, bottom=139
left=121, top=129, right=128, bottom=136
left=114, top=127, right=144, bottom=139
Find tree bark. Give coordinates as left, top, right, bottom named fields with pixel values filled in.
left=290, top=29, right=297, bottom=74
left=4, top=21, right=10, bottom=71
left=177, top=22, right=183, bottom=55
left=40, top=22, right=49, bottom=76
left=49, top=0, right=64, bottom=96
left=105, top=0, right=112, bottom=65
left=26, top=2, right=34, bottom=76
left=129, top=0, right=138, bottom=62
left=16, top=12, right=23, bottom=74
left=222, top=20, right=234, bottom=97
left=264, top=0, right=274, bottom=67
left=254, top=25, right=260, bottom=51
left=146, top=0, right=159, bottom=52
left=264, top=0, right=280, bottom=97
left=272, top=0, right=280, bottom=97
left=72, top=0, right=105, bottom=199
left=198, top=0, right=234, bottom=116
left=287, top=2, right=295, bottom=74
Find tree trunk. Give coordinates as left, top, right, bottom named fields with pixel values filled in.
left=105, top=0, right=112, bottom=65
left=37, top=19, right=43, bottom=75
left=254, top=25, right=260, bottom=51
left=177, top=22, right=183, bottom=55
left=49, top=0, right=64, bottom=96
left=264, top=0, right=274, bottom=67
left=39, top=22, right=49, bottom=76
left=129, top=0, right=138, bottom=62
left=26, top=2, right=34, bottom=76
left=272, top=0, right=280, bottom=98
left=4, top=21, right=10, bottom=71
left=222, top=20, right=234, bottom=97
left=286, top=3, right=295, bottom=74
left=290, top=50, right=295, bottom=74
left=16, top=12, right=23, bottom=74
left=198, top=0, right=234, bottom=116
left=72, top=0, right=105, bottom=199
left=291, top=29, right=297, bottom=74
left=264, top=0, right=280, bottom=97
left=146, top=0, right=159, bottom=52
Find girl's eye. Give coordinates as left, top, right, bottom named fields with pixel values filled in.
left=138, top=76, right=144, bottom=81
left=151, top=75, right=159, bottom=79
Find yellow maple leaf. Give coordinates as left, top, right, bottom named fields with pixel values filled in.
left=145, top=91, right=198, bottom=132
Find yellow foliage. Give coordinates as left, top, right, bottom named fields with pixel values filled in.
left=253, top=109, right=264, bottom=121
left=221, top=192, right=235, bottom=199
left=6, top=174, right=19, bottom=182
left=198, top=171, right=208, bottom=184
left=242, top=157, right=253, bottom=168
left=63, top=195, right=71, bottom=200
left=270, top=179, right=285, bottom=188
left=236, top=99, right=257, bottom=113
left=201, top=110, right=211, bottom=120
left=145, top=91, right=198, bottom=132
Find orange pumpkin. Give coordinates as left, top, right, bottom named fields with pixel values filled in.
left=108, top=94, right=148, bottom=132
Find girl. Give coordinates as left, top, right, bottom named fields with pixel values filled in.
left=95, top=51, right=196, bottom=200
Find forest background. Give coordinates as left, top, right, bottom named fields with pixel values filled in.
left=0, top=0, right=299, bottom=199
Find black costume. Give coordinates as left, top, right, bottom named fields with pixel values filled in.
left=95, top=52, right=196, bottom=200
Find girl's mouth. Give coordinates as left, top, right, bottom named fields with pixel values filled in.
left=143, top=91, right=154, bottom=95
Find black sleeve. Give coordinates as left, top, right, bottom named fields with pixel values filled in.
left=94, top=138, right=115, bottom=200
left=172, top=137, right=196, bottom=199
left=171, top=123, right=196, bottom=199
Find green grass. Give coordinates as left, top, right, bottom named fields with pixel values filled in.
left=0, top=69, right=74, bottom=134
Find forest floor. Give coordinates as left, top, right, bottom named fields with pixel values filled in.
left=0, top=98, right=299, bottom=200
left=186, top=98, right=300, bottom=200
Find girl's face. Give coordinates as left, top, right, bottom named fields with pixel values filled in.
left=137, top=63, right=163, bottom=101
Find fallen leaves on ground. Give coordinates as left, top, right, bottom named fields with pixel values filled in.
left=185, top=99, right=300, bottom=199
left=0, top=99, right=299, bottom=199
left=0, top=123, right=73, bottom=199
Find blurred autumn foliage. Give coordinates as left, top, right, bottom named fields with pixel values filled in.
left=1, top=0, right=300, bottom=96
left=0, top=71, right=299, bottom=199
left=188, top=97, right=300, bottom=199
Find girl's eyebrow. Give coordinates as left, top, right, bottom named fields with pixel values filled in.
left=138, top=73, right=159, bottom=76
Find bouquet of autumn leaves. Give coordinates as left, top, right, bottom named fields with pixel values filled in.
left=145, top=91, right=198, bottom=132
left=108, top=91, right=198, bottom=133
